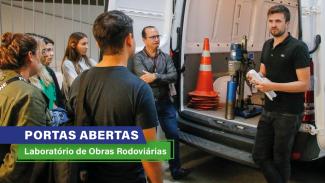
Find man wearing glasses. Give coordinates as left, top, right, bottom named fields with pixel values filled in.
left=133, top=26, right=190, bottom=180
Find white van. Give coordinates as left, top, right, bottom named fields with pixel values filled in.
left=108, top=0, right=325, bottom=166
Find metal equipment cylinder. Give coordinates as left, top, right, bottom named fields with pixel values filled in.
left=225, top=80, right=237, bottom=119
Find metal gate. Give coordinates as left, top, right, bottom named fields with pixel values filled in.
left=0, top=0, right=106, bottom=71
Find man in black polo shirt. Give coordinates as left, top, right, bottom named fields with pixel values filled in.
left=248, top=5, right=310, bottom=183
left=68, top=11, right=162, bottom=183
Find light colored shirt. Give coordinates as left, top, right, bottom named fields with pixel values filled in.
left=62, top=57, right=96, bottom=99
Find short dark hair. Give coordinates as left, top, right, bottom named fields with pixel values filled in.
left=267, top=5, right=290, bottom=22
left=43, top=36, right=54, bottom=45
left=93, top=10, right=133, bottom=55
left=142, top=26, right=156, bottom=38
left=25, top=33, right=54, bottom=45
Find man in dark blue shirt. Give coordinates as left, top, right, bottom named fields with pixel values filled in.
left=69, top=11, right=162, bottom=183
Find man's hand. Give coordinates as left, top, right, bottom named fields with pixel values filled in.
left=246, top=71, right=263, bottom=84
left=140, top=70, right=157, bottom=84
left=254, top=79, right=273, bottom=93
left=80, top=170, right=88, bottom=183
left=246, top=72, right=253, bottom=83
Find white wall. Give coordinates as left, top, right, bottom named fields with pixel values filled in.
left=108, top=0, right=173, bottom=53
left=0, top=0, right=105, bottom=71
left=184, top=0, right=299, bottom=53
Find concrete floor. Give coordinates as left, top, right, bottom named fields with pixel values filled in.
left=162, top=144, right=325, bottom=183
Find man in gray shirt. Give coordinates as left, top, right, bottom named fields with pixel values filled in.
left=133, top=26, right=190, bottom=180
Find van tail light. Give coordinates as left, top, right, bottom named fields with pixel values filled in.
left=303, top=59, right=315, bottom=123
left=170, top=49, right=175, bottom=58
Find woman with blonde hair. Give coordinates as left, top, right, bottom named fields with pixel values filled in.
left=27, top=34, right=71, bottom=183
left=28, top=34, right=64, bottom=110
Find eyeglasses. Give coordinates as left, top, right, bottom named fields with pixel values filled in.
left=147, top=35, right=161, bottom=40
left=42, top=48, right=54, bottom=55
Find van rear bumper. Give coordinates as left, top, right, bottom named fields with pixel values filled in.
left=179, top=130, right=257, bottom=167
left=178, top=117, right=257, bottom=167
left=178, top=115, right=321, bottom=162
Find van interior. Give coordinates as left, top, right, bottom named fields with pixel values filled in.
left=179, top=0, right=299, bottom=134
left=107, top=0, right=324, bottom=161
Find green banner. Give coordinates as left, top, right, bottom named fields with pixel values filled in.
left=17, top=141, right=172, bottom=162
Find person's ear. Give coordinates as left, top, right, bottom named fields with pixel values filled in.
left=125, top=33, right=133, bottom=47
left=25, top=51, right=34, bottom=65
left=71, top=43, right=76, bottom=48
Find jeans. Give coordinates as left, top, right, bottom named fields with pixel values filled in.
left=155, top=98, right=181, bottom=172
left=252, top=110, right=302, bottom=183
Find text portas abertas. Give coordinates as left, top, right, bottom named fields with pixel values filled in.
left=0, top=126, right=145, bottom=144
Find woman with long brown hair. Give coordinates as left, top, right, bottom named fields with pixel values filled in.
left=61, top=32, right=96, bottom=99
left=0, top=32, right=51, bottom=183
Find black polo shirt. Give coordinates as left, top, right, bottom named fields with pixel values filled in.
left=260, top=33, right=310, bottom=114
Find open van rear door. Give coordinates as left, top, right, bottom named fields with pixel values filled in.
left=107, top=0, right=174, bottom=53
left=301, top=0, right=325, bottom=151
left=307, top=0, right=325, bottom=150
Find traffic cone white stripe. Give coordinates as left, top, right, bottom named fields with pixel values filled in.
left=202, top=50, right=210, bottom=57
left=199, top=64, right=212, bottom=71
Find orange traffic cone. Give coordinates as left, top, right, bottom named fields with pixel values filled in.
left=188, top=38, right=218, bottom=97
left=188, top=38, right=219, bottom=110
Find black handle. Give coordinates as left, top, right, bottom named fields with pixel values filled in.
left=309, top=34, right=321, bottom=54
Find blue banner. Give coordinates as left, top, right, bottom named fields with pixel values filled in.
left=0, top=126, right=145, bottom=144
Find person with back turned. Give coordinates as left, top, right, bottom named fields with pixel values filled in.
left=68, top=11, right=163, bottom=183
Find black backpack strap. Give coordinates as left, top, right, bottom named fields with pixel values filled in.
left=0, top=76, right=26, bottom=91
left=75, top=70, right=91, bottom=126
